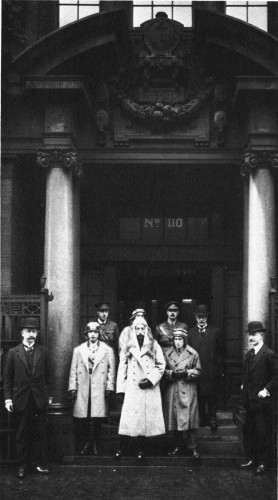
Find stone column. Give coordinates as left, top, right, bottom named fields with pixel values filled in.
left=37, top=149, right=82, bottom=459
left=241, top=149, right=277, bottom=350
left=242, top=179, right=249, bottom=357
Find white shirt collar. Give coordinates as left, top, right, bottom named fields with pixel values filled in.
left=98, top=319, right=106, bottom=325
left=253, top=341, right=264, bottom=355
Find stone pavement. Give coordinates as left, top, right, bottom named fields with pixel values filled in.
left=0, top=465, right=277, bottom=500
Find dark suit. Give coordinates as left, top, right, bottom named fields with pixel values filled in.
left=4, top=343, right=51, bottom=467
left=241, top=344, right=278, bottom=464
left=188, top=324, right=223, bottom=423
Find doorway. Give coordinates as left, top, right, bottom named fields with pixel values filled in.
left=116, top=262, right=211, bottom=331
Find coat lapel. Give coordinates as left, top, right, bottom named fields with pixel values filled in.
left=168, top=347, right=190, bottom=367
left=249, top=344, right=266, bottom=372
left=93, top=344, right=106, bottom=371
left=16, top=344, right=29, bottom=372
left=32, top=345, right=42, bottom=375
left=80, top=342, right=89, bottom=371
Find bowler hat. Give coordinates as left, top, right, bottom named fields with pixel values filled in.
left=21, top=317, right=39, bottom=330
left=165, top=301, right=180, bottom=310
left=195, top=304, right=209, bottom=316
left=173, top=327, right=188, bottom=339
left=95, top=302, right=111, bottom=310
left=246, top=321, right=266, bottom=334
left=84, top=321, right=100, bottom=336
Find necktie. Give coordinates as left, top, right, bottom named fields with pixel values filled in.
left=250, top=348, right=255, bottom=358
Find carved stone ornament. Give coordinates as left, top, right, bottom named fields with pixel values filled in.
left=240, top=149, right=278, bottom=177
left=110, top=78, right=214, bottom=132
left=37, top=149, right=82, bottom=178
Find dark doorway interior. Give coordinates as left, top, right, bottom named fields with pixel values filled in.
left=117, top=262, right=211, bottom=330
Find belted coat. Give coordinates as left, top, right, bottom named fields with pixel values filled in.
left=155, top=321, right=188, bottom=352
left=68, top=341, right=115, bottom=418
left=117, top=332, right=166, bottom=437
left=163, top=345, right=201, bottom=431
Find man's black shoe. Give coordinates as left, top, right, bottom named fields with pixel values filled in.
left=240, top=460, right=255, bottom=469
left=192, top=448, right=201, bottom=459
left=167, top=446, right=183, bottom=456
left=115, top=449, right=124, bottom=460
left=210, top=419, right=218, bottom=431
left=256, top=464, right=265, bottom=475
left=80, top=442, right=91, bottom=456
left=35, top=466, right=50, bottom=474
left=17, top=467, right=27, bottom=479
left=137, top=450, right=145, bottom=461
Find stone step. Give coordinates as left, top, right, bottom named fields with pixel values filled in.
left=102, top=425, right=238, bottom=438
left=63, top=455, right=241, bottom=466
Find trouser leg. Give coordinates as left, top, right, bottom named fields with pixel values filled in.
left=208, top=395, right=217, bottom=420
left=15, top=409, right=29, bottom=467
left=137, top=436, right=146, bottom=455
left=186, top=429, right=198, bottom=450
left=255, top=411, right=270, bottom=464
left=73, top=417, right=90, bottom=454
left=198, top=395, right=207, bottom=424
left=29, top=405, right=47, bottom=467
left=244, top=406, right=257, bottom=462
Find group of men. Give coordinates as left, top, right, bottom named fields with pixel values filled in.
left=3, top=300, right=278, bottom=478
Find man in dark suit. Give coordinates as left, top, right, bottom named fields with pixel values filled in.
left=4, top=317, right=51, bottom=478
left=240, top=321, right=278, bottom=474
left=188, top=304, right=223, bottom=430
left=95, top=301, right=119, bottom=355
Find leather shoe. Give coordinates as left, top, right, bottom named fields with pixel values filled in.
left=256, top=464, right=265, bottom=475
left=167, top=446, right=182, bottom=456
left=35, top=466, right=49, bottom=475
left=115, top=449, right=124, bottom=460
left=17, top=467, right=27, bottom=479
left=192, top=448, right=201, bottom=459
left=137, top=450, right=145, bottom=461
left=92, top=443, right=99, bottom=456
left=80, top=442, right=91, bottom=456
left=240, top=460, right=255, bottom=469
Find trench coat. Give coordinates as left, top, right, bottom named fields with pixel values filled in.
left=188, top=325, right=223, bottom=396
left=68, top=341, right=115, bottom=418
left=117, top=332, right=166, bottom=437
left=163, top=345, right=201, bottom=431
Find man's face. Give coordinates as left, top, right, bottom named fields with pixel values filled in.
left=135, top=312, right=145, bottom=320
left=87, top=330, right=100, bottom=343
left=21, top=329, right=38, bottom=345
left=196, top=314, right=207, bottom=327
left=135, top=325, right=145, bottom=336
left=97, top=309, right=109, bottom=322
left=167, top=308, right=179, bottom=322
left=249, top=331, right=263, bottom=348
left=173, top=336, right=185, bottom=349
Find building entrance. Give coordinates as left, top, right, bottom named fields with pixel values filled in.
left=116, top=262, right=211, bottom=331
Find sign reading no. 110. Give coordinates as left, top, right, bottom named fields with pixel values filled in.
left=144, top=218, right=184, bottom=228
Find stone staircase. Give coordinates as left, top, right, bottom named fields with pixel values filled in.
left=63, top=411, right=242, bottom=466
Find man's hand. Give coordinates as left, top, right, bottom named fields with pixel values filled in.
left=258, top=388, right=270, bottom=399
left=5, top=401, right=13, bottom=412
left=139, top=378, right=153, bottom=389
left=67, top=390, right=77, bottom=401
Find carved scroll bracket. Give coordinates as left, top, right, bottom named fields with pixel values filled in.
left=37, top=149, right=83, bottom=179
left=240, top=149, right=278, bottom=177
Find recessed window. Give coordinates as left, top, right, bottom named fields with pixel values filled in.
left=226, top=1, right=268, bottom=31
left=59, top=1, right=99, bottom=27
left=133, top=1, right=192, bottom=27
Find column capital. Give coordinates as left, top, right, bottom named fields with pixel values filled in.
left=37, top=149, right=83, bottom=179
left=240, top=148, right=278, bottom=177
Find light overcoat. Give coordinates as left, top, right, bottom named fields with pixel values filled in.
left=117, top=332, right=166, bottom=437
left=163, top=345, right=201, bottom=431
left=68, top=341, right=115, bottom=418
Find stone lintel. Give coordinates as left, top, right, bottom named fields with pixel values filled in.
left=233, top=77, right=278, bottom=110
left=37, top=148, right=82, bottom=179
